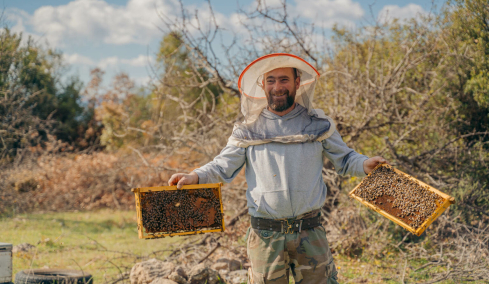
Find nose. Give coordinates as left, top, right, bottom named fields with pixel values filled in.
left=272, top=85, right=287, bottom=93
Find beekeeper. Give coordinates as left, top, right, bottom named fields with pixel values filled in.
left=168, top=53, right=388, bottom=283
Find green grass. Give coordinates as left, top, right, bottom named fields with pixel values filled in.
left=0, top=210, right=181, bottom=283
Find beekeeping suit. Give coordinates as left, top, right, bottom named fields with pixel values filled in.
left=194, top=53, right=368, bottom=219
left=193, top=53, right=368, bottom=283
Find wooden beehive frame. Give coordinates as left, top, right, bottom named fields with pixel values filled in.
left=132, top=183, right=225, bottom=239
left=349, top=164, right=455, bottom=236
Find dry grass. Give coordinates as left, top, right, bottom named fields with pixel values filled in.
left=0, top=150, right=207, bottom=214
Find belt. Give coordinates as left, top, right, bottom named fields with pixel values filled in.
left=250, top=213, right=322, bottom=234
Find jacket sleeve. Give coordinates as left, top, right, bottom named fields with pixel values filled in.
left=192, top=145, right=247, bottom=184
left=321, top=130, right=369, bottom=177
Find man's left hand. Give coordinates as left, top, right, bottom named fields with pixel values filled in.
left=363, top=156, right=389, bottom=175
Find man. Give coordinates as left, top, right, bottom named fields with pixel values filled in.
left=169, top=54, right=387, bottom=283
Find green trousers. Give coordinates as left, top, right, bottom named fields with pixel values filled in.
left=246, top=219, right=339, bottom=283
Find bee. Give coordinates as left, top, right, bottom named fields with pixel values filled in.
left=140, top=187, right=223, bottom=234
left=355, top=166, right=444, bottom=229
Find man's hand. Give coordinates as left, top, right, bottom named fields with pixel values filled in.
left=168, top=172, right=199, bottom=189
left=363, top=156, right=389, bottom=175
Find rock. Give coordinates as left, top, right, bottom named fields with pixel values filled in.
left=215, top=258, right=243, bottom=271
left=168, top=271, right=187, bottom=284
left=130, top=259, right=176, bottom=284
left=226, top=270, right=248, bottom=284
left=187, top=263, right=223, bottom=284
left=12, top=243, right=35, bottom=253
left=150, top=279, right=178, bottom=284
left=174, top=266, right=187, bottom=279
left=206, top=269, right=222, bottom=284
left=188, top=264, right=207, bottom=283
left=211, top=262, right=228, bottom=271
left=216, top=270, right=229, bottom=277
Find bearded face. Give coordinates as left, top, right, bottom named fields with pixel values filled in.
left=263, top=67, right=300, bottom=113
left=267, top=87, right=297, bottom=112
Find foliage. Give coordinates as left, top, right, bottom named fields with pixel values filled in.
left=86, top=69, right=154, bottom=150
left=311, top=3, right=489, bottom=225
left=0, top=27, right=99, bottom=165
left=447, top=0, right=489, bottom=108
left=152, top=32, right=229, bottom=153
left=95, top=32, right=235, bottom=158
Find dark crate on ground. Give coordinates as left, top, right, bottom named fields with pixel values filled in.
left=349, top=164, right=455, bottom=236
left=132, top=183, right=225, bottom=239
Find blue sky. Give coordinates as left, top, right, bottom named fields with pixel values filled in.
left=3, top=0, right=444, bottom=87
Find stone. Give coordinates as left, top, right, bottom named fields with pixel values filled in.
left=187, top=264, right=207, bottom=283
left=226, top=270, right=248, bottom=284
left=168, top=271, right=187, bottom=284
left=215, top=258, right=243, bottom=271
left=211, top=262, right=228, bottom=271
left=130, top=259, right=176, bottom=284
left=150, top=279, right=178, bottom=284
left=217, top=270, right=229, bottom=277
left=187, top=263, right=223, bottom=284
left=206, top=269, right=222, bottom=284
left=12, top=243, right=35, bottom=253
left=174, top=266, right=187, bottom=279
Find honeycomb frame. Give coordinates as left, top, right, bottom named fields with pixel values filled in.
left=132, top=183, right=225, bottom=239
left=349, top=164, right=455, bottom=236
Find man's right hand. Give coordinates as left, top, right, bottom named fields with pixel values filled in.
left=168, top=172, right=199, bottom=189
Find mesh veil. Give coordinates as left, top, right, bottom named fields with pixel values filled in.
left=238, top=53, right=321, bottom=124
left=229, top=53, right=335, bottom=148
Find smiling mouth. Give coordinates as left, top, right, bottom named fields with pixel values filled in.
left=272, top=93, right=287, bottom=97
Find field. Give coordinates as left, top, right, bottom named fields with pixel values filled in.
left=0, top=210, right=182, bottom=283
left=1, top=209, right=478, bottom=284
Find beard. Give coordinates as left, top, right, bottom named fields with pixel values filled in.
left=267, top=88, right=296, bottom=112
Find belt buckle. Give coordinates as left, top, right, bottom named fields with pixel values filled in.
left=284, top=220, right=293, bottom=234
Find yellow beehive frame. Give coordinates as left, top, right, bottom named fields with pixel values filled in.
left=349, top=164, right=455, bottom=236
left=131, top=183, right=225, bottom=239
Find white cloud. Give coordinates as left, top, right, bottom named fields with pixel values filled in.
left=62, top=53, right=153, bottom=69
left=378, top=4, right=427, bottom=23
left=228, top=13, right=247, bottom=34
left=134, top=76, right=152, bottom=86
left=254, top=0, right=285, bottom=10
left=10, top=0, right=231, bottom=48
left=3, top=0, right=368, bottom=88
left=165, top=2, right=230, bottom=38
left=295, top=0, right=364, bottom=27
left=228, top=0, right=364, bottom=35
left=29, top=0, right=176, bottom=47
left=9, top=0, right=365, bottom=48
left=240, top=0, right=363, bottom=30
left=98, top=55, right=153, bottom=69
left=5, top=8, right=29, bottom=34
left=124, top=55, right=153, bottom=67
left=98, top=57, right=120, bottom=69
left=5, top=8, right=44, bottom=45
left=63, top=53, right=95, bottom=65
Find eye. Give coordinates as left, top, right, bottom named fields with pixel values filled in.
left=267, top=79, right=275, bottom=84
